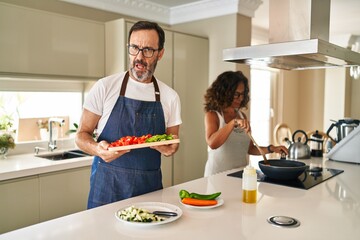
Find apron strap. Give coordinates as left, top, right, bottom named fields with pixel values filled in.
left=120, top=71, right=160, bottom=102
left=152, top=76, right=160, bottom=102
left=120, top=71, right=129, bottom=97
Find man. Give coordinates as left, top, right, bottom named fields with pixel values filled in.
left=76, top=21, right=181, bottom=209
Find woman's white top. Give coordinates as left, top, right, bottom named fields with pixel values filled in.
left=204, top=111, right=250, bottom=177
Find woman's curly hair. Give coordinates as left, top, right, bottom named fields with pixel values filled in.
left=204, top=71, right=250, bottom=112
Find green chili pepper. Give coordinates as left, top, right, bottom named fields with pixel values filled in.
left=146, top=134, right=174, bottom=143
left=179, top=189, right=221, bottom=200
left=189, top=192, right=222, bottom=200
left=179, top=189, right=190, bottom=199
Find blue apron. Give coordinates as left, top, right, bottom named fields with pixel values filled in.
left=87, top=72, right=166, bottom=209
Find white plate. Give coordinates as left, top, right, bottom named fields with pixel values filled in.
left=115, top=202, right=182, bottom=226
left=180, top=198, right=224, bottom=209
left=108, top=139, right=180, bottom=151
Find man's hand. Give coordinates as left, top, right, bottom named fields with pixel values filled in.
left=97, top=140, right=130, bottom=162
left=150, top=134, right=179, bottom=157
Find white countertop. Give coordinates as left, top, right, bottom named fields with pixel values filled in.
left=0, top=150, right=93, bottom=181
left=0, top=157, right=359, bottom=240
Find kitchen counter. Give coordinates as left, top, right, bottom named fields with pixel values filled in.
left=0, top=150, right=93, bottom=181
left=0, top=158, right=359, bottom=240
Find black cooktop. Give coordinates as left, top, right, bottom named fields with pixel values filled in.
left=227, top=167, right=344, bottom=190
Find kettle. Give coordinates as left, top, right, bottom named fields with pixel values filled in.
left=285, top=130, right=311, bottom=159
left=326, top=119, right=360, bottom=143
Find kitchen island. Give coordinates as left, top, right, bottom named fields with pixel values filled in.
left=0, top=157, right=359, bottom=240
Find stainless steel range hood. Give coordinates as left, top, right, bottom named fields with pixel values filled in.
left=223, top=0, right=360, bottom=70
left=223, top=39, right=360, bottom=70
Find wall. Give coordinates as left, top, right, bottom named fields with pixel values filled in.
left=324, top=68, right=347, bottom=131
left=297, top=70, right=325, bottom=132
left=277, top=71, right=299, bottom=131
left=351, top=77, right=360, bottom=119
left=172, top=14, right=251, bottom=85
left=284, top=66, right=360, bottom=138
left=277, top=69, right=326, bottom=135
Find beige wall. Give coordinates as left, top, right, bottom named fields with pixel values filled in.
left=351, top=77, right=360, bottom=120
left=277, top=71, right=299, bottom=131
left=324, top=68, right=347, bottom=131
left=298, top=70, right=325, bottom=132
left=290, top=67, right=360, bottom=136
left=172, top=14, right=251, bottom=85
left=276, top=69, right=327, bottom=136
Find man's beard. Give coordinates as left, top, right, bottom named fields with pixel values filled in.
left=130, top=59, right=158, bottom=82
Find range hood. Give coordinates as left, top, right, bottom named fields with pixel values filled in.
left=223, top=0, right=360, bottom=70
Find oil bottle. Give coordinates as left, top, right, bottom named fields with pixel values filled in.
left=242, top=165, right=257, bottom=203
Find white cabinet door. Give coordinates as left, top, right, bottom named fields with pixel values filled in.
left=105, top=19, right=127, bottom=75
left=39, top=166, right=90, bottom=222
left=0, top=176, right=40, bottom=234
left=0, top=3, right=104, bottom=77
left=153, top=30, right=174, bottom=188
left=173, top=33, right=209, bottom=184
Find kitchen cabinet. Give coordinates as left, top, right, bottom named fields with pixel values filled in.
left=0, top=165, right=90, bottom=234
left=105, top=19, right=209, bottom=186
left=0, top=3, right=104, bottom=78
left=39, top=166, right=90, bottom=222
left=0, top=176, right=39, bottom=234
left=172, top=32, right=209, bottom=184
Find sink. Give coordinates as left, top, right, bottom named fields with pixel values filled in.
left=36, top=149, right=92, bottom=161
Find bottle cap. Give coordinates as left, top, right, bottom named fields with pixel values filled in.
left=244, top=165, right=256, bottom=175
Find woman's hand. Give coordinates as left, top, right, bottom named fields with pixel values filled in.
left=269, top=145, right=289, bottom=156
left=233, top=118, right=251, bottom=133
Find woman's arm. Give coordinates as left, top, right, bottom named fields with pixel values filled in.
left=205, top=111, right=235, bottom=149
left=248, top=141, right=289, bottom=156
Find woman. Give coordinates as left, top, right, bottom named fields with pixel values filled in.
left=203, top=71, right=288, bottom=176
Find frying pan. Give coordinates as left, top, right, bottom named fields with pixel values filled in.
left=247, top=131, right=306, bottom=180
left=258, top=159, right=307, bottom=180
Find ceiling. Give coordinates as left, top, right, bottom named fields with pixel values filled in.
left=62, top=0, right=360, bottom=47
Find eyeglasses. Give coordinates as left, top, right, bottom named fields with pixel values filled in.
left=233, top=91, right=245, bottom=99
left=128, top=44, right=159, bottom=58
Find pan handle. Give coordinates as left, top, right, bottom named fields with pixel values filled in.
left=299, top=169, right=308, bottom=182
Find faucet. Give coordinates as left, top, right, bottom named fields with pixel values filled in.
left=48, top=117, right=65, bottom=151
